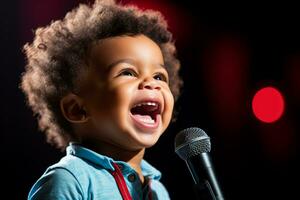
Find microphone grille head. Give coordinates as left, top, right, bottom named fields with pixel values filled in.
left=174, top=127, right=211, bottom=160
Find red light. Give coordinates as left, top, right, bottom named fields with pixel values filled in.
left=252, top=87, right=285, bottom=123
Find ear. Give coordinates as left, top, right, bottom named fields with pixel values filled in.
left=60, top=93, right=89, bottom=123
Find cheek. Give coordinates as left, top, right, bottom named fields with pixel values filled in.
left=88, top=84, right=135, bottom=129
left=86, top=86, right=127, bottom=118
left=163, top=89, right=175, bottom=120
left=109, top=83, right=136, bottom=113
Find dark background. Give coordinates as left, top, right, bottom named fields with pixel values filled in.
left=2, top=0, right=300, bottom=199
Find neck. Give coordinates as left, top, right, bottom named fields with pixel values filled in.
left=82, top=141, right=146, bottom=183
left=108, top=147, right=146, bottom=183
left=124, top=149, right=145, bottom=183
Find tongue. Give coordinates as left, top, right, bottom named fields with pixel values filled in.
left=132, top=114, right=154, bottom=123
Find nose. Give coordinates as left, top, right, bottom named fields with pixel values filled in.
left=138, top=77, right=161, bottom=90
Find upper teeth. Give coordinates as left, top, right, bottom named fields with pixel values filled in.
left=133, top=102, right=157, bottom=108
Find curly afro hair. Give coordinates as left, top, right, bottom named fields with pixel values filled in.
left=20, top=0, right=182, bottom=150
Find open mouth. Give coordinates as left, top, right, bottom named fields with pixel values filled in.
left=130, top=101, right=162, bottom=130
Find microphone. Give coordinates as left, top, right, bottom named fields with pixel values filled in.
left=174, top=127, right=225, bottom=200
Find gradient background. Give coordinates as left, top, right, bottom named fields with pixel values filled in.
left=2, top=0, right=300, bottom=199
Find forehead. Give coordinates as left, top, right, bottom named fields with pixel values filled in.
left=87, top=34, right=164, bottom=70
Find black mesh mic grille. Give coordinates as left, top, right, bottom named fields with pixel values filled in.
left=174, top=127, right=211, bottom=160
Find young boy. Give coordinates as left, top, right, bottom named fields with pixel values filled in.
left=21, top=0, right=182, bottom=199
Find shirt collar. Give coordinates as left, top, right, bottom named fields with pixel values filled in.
left=140, top=159, right=161, bottom=180
left=66, top=143, right=161, bottom=180
left=66, top=142, right=115, bottom=170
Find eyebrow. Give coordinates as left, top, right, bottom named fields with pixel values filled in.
left=106, top=59, right=135, bottom=70
left=106, top=58, right=166, bottom=71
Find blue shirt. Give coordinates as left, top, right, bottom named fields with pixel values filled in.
left=28, top=143, right=170, bottom=200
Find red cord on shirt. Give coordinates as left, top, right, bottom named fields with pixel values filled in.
left=110, top=162, right=152, bottom=200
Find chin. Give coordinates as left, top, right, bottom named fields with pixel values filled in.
left=138, top=131, right=162, bottom=148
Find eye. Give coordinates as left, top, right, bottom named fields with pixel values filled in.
left=153, top=73, right=168, bottom=83
left=118, top=68, right=137, bottom=77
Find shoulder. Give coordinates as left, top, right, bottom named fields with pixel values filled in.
left=28, top=154, right=106, bottom=200
left=28, top=167, right=84, bottom=200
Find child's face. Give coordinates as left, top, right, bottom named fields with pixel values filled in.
left=78, top=35, right=174, bottom=151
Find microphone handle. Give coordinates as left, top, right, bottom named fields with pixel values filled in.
left=186, top=153, right=225, bottom=200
